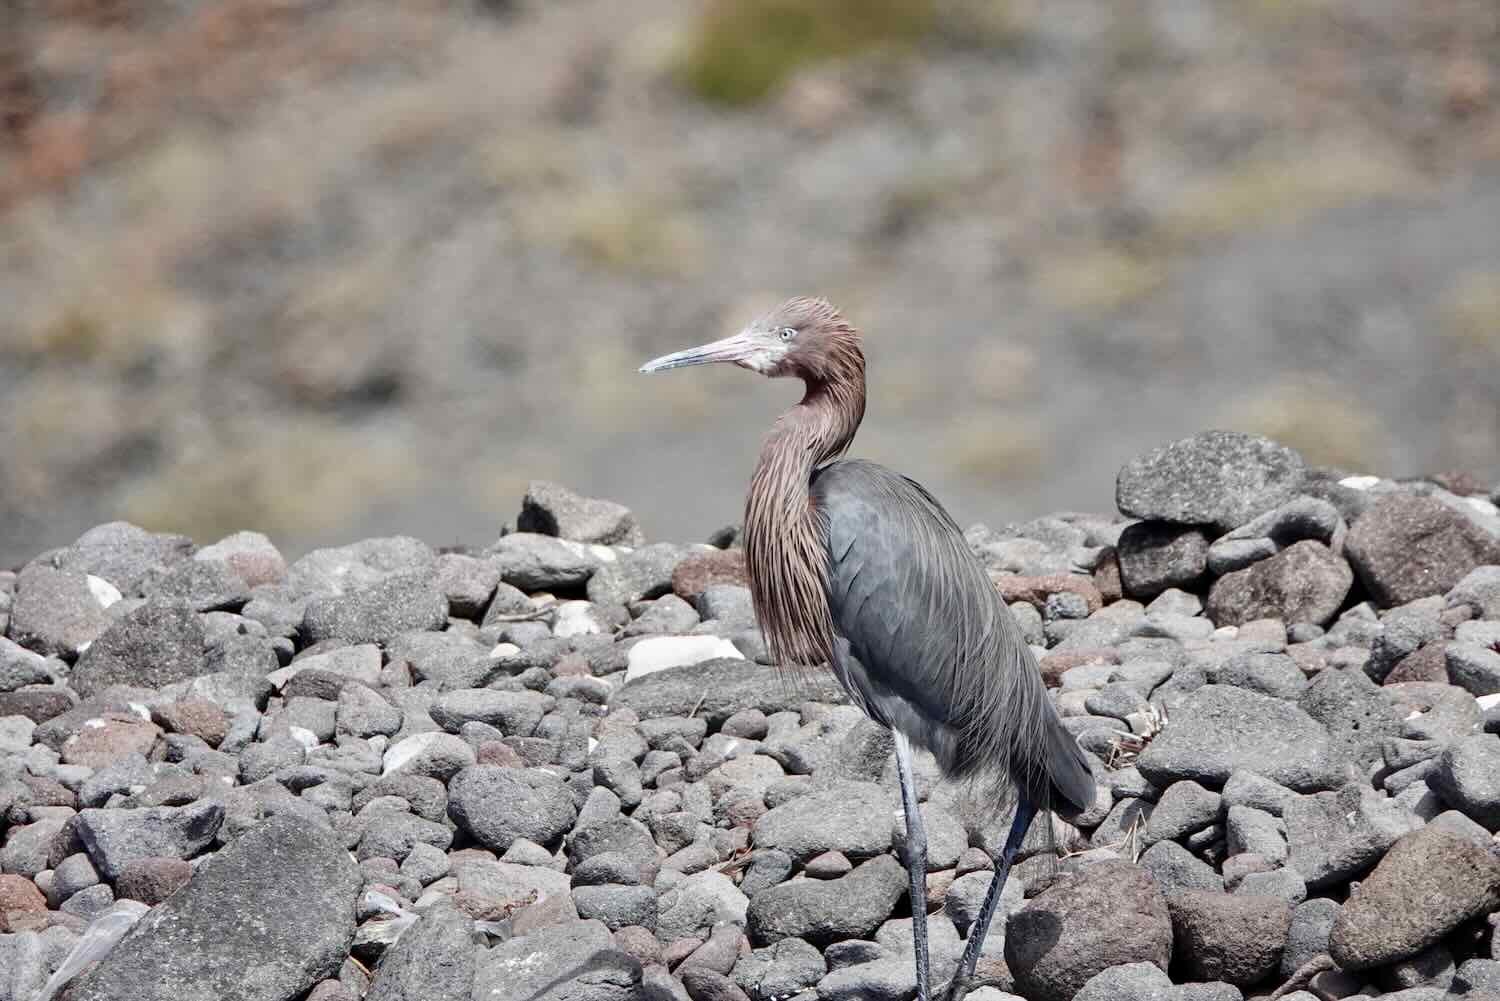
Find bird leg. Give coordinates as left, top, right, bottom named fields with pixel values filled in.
left=893, top=732, right=931, bottom=1001
left=940, top=797, right=1037, bottom=1001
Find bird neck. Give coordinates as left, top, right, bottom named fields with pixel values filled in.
left=742, top=370, right=865, bottom=668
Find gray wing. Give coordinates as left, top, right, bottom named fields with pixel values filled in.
left=811, top=459, right=1093, bottom=815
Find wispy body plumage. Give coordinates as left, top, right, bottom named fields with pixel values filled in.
left=640, top=296, right=1096, bottom=1001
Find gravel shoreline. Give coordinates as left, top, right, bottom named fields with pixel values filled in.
left=2, top=430, right=1499, bottom=1001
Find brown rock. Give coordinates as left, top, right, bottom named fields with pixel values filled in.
left=671, top=549, right=749, bottom=604
left=1384, top=642, right=1450, bottom=685
left=475, top=741, right=525, bottom=767
left=58, top=712, right=161, bottom=767
left=1039, top=649, right=1119, bottom=688
left=663, top=935, right=705, bottom=969
left=994, top=573, right=1104, bottom=615
left=1329, top=826, right=1500, bottom=970
left=613, top=925, right=663, bottom=968
left=1005, top=860, right=1172, bottom=1001
left=1345, top=493, right=1500, bottom=608
left=1167, top=890, right=1293, bottom=985
left=1206, top=540, right=1353, bottom=628
left=0, top=873, right=46, bottom=916
left=19, top=774, right=74, bottom=808
left=152, top=698, right=229, bottom=746
left=115, top=857, right=193, bottom=904
left=0, top=685, right=78, bottom=723
left=1093, top=550, right=1124, bottom=604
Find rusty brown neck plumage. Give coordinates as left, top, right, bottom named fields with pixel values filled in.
left=743, top=335, right=866, bottom=669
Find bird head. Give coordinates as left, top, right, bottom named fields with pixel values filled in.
left=639, top=296, right=860, bottom=382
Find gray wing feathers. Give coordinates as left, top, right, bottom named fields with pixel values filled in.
left=812, top=459, right=1093, bottom=816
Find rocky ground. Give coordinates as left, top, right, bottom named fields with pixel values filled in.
left=2, top=430, right=1500, bottom=1001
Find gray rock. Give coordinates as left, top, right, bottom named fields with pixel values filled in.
left=454, top=857, right=571, bottom=909
left=573, top=884, right=658, bottom=931
left=49, top=851, right=102, bottom=906
left=1453, top=959, right=1500, bottom=997
left=814, top=956, right=919, bottom=1001
left=400, top=842, right=450, bottom=885
left=77, top=751, right=153, bottom=808
left=76, top=800, right=225, bottom=879
left=1168, top=890, right=1292, bottom=985
left=1136, top=685, right=1341, bottom=792
left=1207, top=496, right=1345, bottom=576
left=1235, top=867, right=1306, bottom=905
left=364, top=902, right=475, bottom=1001
left=587, top=544, right=683, bottom=606
left=1431, top=734, right=1500, bottom=828
left=731, top=937, right=825, bottom=1000
left=60, top=882, right=116, bottom=919
left=519, top=481, right=645, bottom=546
left=656, top=870, right=749, bottom=942
left=487, top=533, right=599, bottom=591
left=1282, top=896, right=1340, bottom=977
left=1142, top=780, right=1221, bottom=845
left=1446, top=565, right=1500, bottom=619
left=143, top=558, right=251, bottom=612
left=1205, top=541, right=1352, bottom=628
left=430, top=689, right=552, bottom=736
left=474, top=918, right=640, bottom=1001
left=1224, top=805, right=1286, bottom=862
left=1207, top=653, right=1307, bottom=699
left=337, top=683, right=403, bottom=738
left=448, top=765, right=577, bottom=851
left=1446, top=641, right=1500, bottom=696
left=1073, top=962, right=1175, bottom=1001
left=63, top=815, right=361, bottom=1001
left=0, top=928, right=47, bottom=1001
left=381, top=732, right=476, bottom=782
left=944, top=868, right=1024, bottom=933
left=432, top=553, right=502, bottom=620
left=1006, top=860, right=1172, bottom=1001
left=1297, top=669, right=1403, bottom=779
left=356, top=811, right=452, bottom=862
left=1345, top=493, right=1500, bottom=608
left=1330, top=825, right=1500, bottom=970
left=1284, top=783, right=1423, bottom=889
left=752, top=781, right=891, bottom=862
left=1139, top=839, right=1224, bottom=893
left=1117, top=522, right=1209, bottom=600
left=52, top=522, right=194, bottom=594
left=746, top=855, right=906, bottom=946
left=740, top=849, right=794, bottom=898
left=302, top=574, right=447, bottom=647
left=0, top=637, right=52, bottom=692
left=1220, top=771, right=1297, bottom=817
left=569, top=816, right=659, bottom=867
left=613, top=659, right=845, bottom=725
left=7, top=564, right=113, bottom=659
left=1115, top=432, right=1305, bottom=532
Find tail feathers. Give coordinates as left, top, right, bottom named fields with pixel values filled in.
left=1043, top=717, right=1096, bottom=820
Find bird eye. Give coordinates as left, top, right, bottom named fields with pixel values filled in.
left=778, top=327, right=797, bottom=341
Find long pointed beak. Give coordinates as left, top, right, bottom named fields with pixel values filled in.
left=639, top=332, right=755, bottom=373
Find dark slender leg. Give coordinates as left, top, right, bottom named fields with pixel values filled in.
left=893, top=732, right=931, bottom=1001
left=942, top=797, right=1037, bottom=1001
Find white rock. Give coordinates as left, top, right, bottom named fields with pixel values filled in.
left=552, top=601, right=602, bottom=638
left=86, top=575, right=121, bottom=609
left=625, top=635, right=743, bottom=681
left=488, top=643, right=521, bottom=659
left=1340, top=475, right=1381, bottom=490
left=288, top=726, right=319, bottom=750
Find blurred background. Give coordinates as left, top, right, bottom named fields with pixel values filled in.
left=2, top=0, right=1498, bottom=566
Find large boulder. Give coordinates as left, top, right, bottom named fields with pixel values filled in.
left=1115, top=432, right=1305, bottom=532
left=1345, top=493, right=1500, bottom=607
left=1329, top=826, right=1500, bottom=970
left=1005, top=861, right=1172, bottom=1001
left=1136, top=685, right=1342, bottom=792
left=61, top=815, right=361, bottom=1001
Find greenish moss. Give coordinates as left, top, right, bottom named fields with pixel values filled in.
left=676, top=0, right=935, bottom=106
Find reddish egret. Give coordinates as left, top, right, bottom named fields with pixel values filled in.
left=641, top=297, right=1095, bottom=1001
